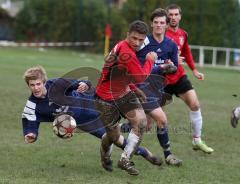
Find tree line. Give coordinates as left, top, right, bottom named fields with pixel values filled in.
left=12, top=0, right=240, bottom=49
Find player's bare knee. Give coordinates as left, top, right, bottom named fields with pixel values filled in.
left=189, top=102, right=200, bottom=111
left=160, top=120, right=168, bottom=128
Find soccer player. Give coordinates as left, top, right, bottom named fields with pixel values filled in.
left=165, top=4, right=214, bottom=153
left=231, top=106, right=240, bottom=128
left=22, top=66, right=162, bottom=167
left=136, top=8, right=182, bottom=166
left=95, top=20, right=157, bottom=175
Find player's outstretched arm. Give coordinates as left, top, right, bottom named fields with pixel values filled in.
left=22, top=118, right=40, bottom=143
left=192, top=69, right=204, bottom=80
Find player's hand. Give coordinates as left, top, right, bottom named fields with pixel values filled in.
left=146, top=51, right=158, bottom=62
left=77, top=82, right=89, bottom=93
left=134, top=87, right=147, bottom=103
left=160, top=60, right=177, bottom=74
left=24, top=133, right=36, bottom=143
left=165, top=59, right=174, bottom=65
left=178, top=56, right=185, bottom=65
left=193, top=69, right=204, bottom=80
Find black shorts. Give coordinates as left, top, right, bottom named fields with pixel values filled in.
left=95, top=92, right=142, bottom=128
left=164, top=75, right=193, bottom=97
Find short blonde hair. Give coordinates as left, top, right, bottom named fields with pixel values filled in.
left=23, top=65, right=47, bottom=85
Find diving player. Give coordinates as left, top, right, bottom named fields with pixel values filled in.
left=22, top=66, right=162, bottom=168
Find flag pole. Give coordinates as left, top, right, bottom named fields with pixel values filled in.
left=104, top=23, right=112, bottom=56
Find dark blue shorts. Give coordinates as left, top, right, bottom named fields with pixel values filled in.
left=137, top=74, right=173, bottom=113
left=141, top=87, right=161, bottom=113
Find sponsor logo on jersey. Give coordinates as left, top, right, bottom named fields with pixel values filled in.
left=155, top=59, right=165, bottom=65
left=179, top=36, right=184, bottom=46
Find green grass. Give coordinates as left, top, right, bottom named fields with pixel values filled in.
left=0, top=47, right=240, bottom=184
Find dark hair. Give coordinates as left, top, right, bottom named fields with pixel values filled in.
left=150, top=8, right=169, bottom=23
left=128, top=20, right=149, bottom=35
left=166, top=4, right=182, bottom=15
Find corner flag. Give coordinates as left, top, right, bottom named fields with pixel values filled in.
left=104, top=23, right=112, bottom=56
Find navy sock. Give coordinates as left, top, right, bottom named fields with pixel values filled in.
left=135, top=146, right=148, bottom=158
left=121, top=138, right=148, bottom=158
left=157, top=127, right=171, bottom=158
left=120, top=122, right=132, bottom=133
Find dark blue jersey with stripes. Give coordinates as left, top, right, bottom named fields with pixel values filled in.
left=22, top=78, right=105, bottom=141
left=22, top=79, right=157, bottom=160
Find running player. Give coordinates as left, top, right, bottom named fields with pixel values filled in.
left=165, top=4, right=213, bottom=153
left=136, top=8, right=183, bottom=166
left=95, top=20, right=157, bottom=175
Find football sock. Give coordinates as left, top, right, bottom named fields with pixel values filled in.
left=120, top=122, right=132, bottom=133
left=193, top=137, right=201, bottom=144
left=157, top=127, right=171, bottom=158
left=115, top=135, right=149, bottom=158
left=135, top=147, right=149, bottom=158
left=122, top=130, right=139, bottom=159
left=190, top=109, right=202, bottom=139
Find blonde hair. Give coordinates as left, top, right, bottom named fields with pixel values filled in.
left=23, top=65, right=47, bottom=85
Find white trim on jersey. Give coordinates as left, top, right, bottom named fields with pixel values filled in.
left=22, top=100, right=36, bottom=121
left=139, top=37, right=150, bottom=51
left=113, top=43, right=119, bottom=53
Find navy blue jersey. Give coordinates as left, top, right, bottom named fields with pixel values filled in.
left=22, top=78, right=105, bottom=141
left=137, top=35, right=178, bottom=74
left=135, top=35, right=178, bottom=108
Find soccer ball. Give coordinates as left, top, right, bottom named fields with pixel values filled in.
left=53, top=114, right=77, bottom=139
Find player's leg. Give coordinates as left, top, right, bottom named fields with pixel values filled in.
left=179, top=89, right=214, bottom=153
left=231, top=106, right=240, bottom=128
left=87, top=124, right=162, bottom=167
left=120, top=115, right=153, bottom=133
left=117, top=107, right=147, bottom=175
left=148, top=107, right=182, bottom=166
left=82, top=110, right=162, bottom=167
left=101, top=125, right=120, bottom=171
left=95, top=98, right=120, bottom=172
left=114, top=131, right=162, bottom=166
left=111, top=92, right=148, bottom=175
left=134, top=146, right=163, bottom=166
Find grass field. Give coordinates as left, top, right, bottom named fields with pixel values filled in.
left=0, top=47, right=240, bottom=184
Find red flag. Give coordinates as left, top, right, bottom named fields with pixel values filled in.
left=105, top=23, right=112, bottom=38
